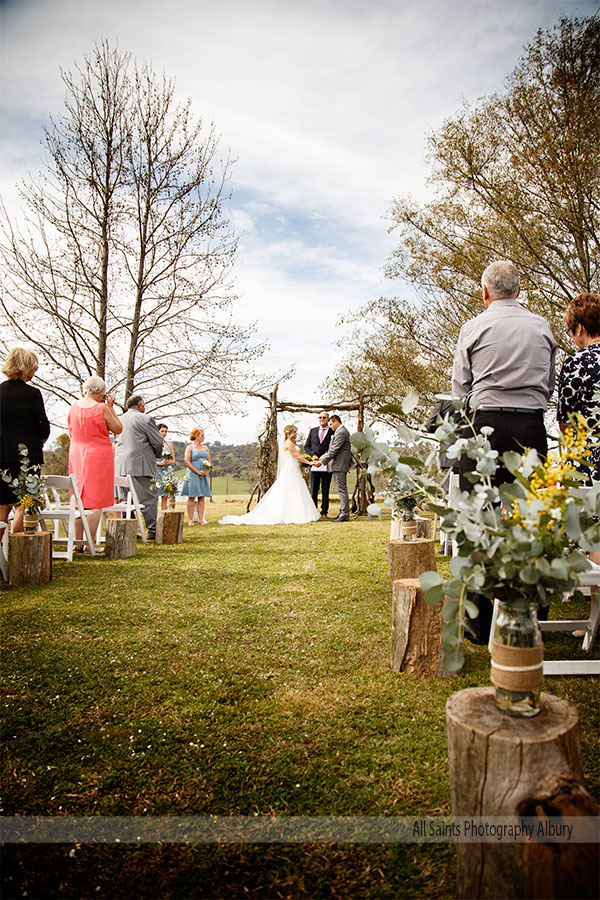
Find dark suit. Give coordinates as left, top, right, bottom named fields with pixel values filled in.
left=0, top=379, right=50, bottom=505
left=305, top=426, right=333, bottom=515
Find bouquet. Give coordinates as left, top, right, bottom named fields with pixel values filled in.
left=202, top=460, right=213, bottom=472
left=161, top=445, right=174, bottom=461
left=0, top=444, right=47, bottom=513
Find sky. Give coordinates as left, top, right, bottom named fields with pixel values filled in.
left=1, top=0, right=596, bottom=445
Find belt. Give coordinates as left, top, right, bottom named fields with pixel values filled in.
left=479, top=407, right=544, bottom=415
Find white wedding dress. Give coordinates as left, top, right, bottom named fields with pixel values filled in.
left=219, top=448, right=319, bottom=526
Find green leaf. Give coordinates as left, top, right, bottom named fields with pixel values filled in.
left=443, top=648, right=465, bottom=672
left=520, top=566, right=539, bottom=584
left=502, top=450, right=522, bottom=474
left=419, top=571, right=444, bottom=605
left=350, top=432, right=369, bottom=449
left=462, top=599, right=479, bottom=618
left=441, top=599, right=459, bottom=622
left=378, top=403, right=404, bottom=417
left=550, top=557, right=568, bottom=580
left=442, top=621, right=461, bottom=648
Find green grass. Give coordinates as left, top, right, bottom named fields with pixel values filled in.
left=1, top=499, right=598, bottom=899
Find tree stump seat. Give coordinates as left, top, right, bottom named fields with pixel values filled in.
left=156, top=510, right=184, bottom=544
left=8, top=532, right=52, bottom=586
left=104, top=518, right=137, bottom=559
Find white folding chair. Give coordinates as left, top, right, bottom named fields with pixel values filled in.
left=97, top=475, right=147, bottom=543
left=439, top=472, right=460, bottom=556
left=0, top=520, right=8, bottom=581
left=38, top=474, right=97, bottom=560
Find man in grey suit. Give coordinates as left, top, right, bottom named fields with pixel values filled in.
left=114, top=395, right=164, bottom=540
left=315, top=414, right=352, bottom=522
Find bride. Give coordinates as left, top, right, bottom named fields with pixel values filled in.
left=219, top=425, right=319, bottom=525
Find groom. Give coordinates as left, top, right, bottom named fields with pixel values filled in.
left=315, top=414, right=352, bottom=522
left=304, top=411, right=333, bottom=518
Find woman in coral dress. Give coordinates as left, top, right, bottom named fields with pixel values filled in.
left=68, top=376, right=122, bottom=542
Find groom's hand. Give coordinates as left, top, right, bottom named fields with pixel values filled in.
left=313, top=458, right=322, bottom=467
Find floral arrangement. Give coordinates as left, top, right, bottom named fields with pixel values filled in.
left=202, top=460, right=213, bottom=472
left=159, top=469, right=180, bottom=495
left=352, top=399, right=600, bottom=671
left=0, top=444, right=47, bottom=513
left=161, top=445, right=174, bottom=461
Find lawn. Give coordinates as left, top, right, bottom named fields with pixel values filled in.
left=1, top=498, right=598, bottom=899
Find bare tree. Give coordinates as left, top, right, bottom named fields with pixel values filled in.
left=0, top=41, right=260, bottom=417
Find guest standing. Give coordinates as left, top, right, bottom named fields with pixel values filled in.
left=304, top=411, right=333, bottom=518
left=114, top=395, right=164, bottom=540
left=452, top=260, right=557, bottom=642
left=156, top=423, right=175, bottom=511
left=182, top=428, right=211, bottom=526
left=68, top=376, right=122, bottom=543
left=452, top=260, right=557, bottom=490
left=557, top=292, right=600, bottom=482
left=0, top=348, right=50, bottom=533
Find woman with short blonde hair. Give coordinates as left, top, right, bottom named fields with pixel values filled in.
left=0, top=348, right=50, bottom=532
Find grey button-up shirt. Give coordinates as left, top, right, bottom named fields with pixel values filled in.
left=452, top=298, right=557, bottom=409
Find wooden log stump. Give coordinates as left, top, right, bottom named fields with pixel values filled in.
left=387, top=538, right=436, bottom=581
left=447, top=687, right=599, bottom=899
left=156, top=510, right=184, bottom=545
left=9, top=532, right=52, bottom=586
left=104, top=518, right=137, bottom=559
left=391, top=578, right=450, bottom=676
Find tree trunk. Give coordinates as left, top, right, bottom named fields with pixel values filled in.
left=390, top=578, right=450, bottom=677
left=104, top=518, right=137, bottom=559
left=9, top=532, right=52, bottom=586
left=387, top=538, right=436, bottom=581
left=446, top=687, right=599, bottom=899
left=155, top=510, right=184, bottom=544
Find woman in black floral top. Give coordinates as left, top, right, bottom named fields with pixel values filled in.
left=557, top=292, right=600, bottom=482
left=557, top=292, right=600, bottom=631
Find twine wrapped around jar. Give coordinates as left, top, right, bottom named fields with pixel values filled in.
left=490, top=640, right=544, bottom=692
left=23, top=513, right=39, bottom=534
left=492, top=600, right=543, bottom=717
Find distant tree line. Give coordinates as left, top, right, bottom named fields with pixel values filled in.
left=43, top=434, right=259, bottom=481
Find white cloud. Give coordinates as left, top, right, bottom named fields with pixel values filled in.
left=2, top=0, right=595, bottom=445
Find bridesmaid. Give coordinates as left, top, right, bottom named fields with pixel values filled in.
left=182, top=428, right=211, bottom=526
left=156, top=423, right=175, bottom=511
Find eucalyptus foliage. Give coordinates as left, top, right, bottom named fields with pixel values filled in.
left=0, top=444, right=47, bottom=512
left=352, top=399, right=600, bottom=671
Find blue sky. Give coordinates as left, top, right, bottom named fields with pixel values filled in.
left=1, top=0, right=596, bottom=444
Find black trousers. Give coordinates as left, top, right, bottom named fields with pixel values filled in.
left=458, top=408, right=548, bottom=492
left=310, top=470, right=332, bottom=515
left=458, top=408, right=549, bottom=640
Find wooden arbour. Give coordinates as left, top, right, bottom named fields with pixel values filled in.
left=246, top=385, right=374, bottom=514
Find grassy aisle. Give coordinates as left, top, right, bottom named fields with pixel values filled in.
left=2, top=498, right=598, bottom=899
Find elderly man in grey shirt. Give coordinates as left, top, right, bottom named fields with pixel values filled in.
left=452, top=261, right=556, bottom=643
left=453, top=260, right=557, bottom=491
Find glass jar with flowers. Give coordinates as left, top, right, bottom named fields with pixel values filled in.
left=159, top=470, right=180, bottom=510
left=353, top=402, right=600, bottom=717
